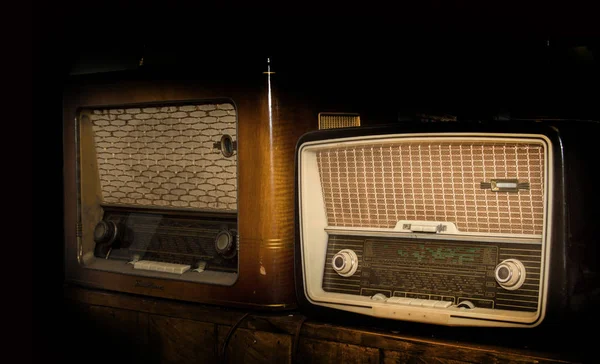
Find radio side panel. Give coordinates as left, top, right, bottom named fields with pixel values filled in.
left=551, top=122, right=600, bottom=323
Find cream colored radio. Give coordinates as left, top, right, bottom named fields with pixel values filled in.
left=294, top=124, right=568, bottom=327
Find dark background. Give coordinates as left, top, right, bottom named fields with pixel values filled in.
left=33, top=1, right=598, bottom=361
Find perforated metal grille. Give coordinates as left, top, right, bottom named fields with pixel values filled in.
left=316, top=139, right=546, bottom=235
left=90, top=103, right=237, bottom=211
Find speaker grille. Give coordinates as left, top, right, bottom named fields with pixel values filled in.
left=317, top=140, right=546, bottom=235
left=90, top=103, right=237, bottom=211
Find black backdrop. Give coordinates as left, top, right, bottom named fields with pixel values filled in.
left=32, top=1, right=599, bottom=361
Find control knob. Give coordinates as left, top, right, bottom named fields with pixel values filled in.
left=331, top=249, right=359, bottom=277
left=94, top=220, right=120, bottom=245
left=494, top=259, right=527, bottom=290
left=457, top=300, right=476, bottom=309
left=215, top=229, right=237, bottom=259
left=371, top=293, right=388, bottom=301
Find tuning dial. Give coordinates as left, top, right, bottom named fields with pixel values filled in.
left=494, top=259, right=527, bottom=290
left=93, top=220, right=119, bottom=245
left=215, top=229, right=237, bottom=259
left=331, top=249, right=359, bottom=277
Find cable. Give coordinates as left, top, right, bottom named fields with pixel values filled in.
left=291, top=315, right=308, bottom=364
left=220, top=312, right=249, bottom=363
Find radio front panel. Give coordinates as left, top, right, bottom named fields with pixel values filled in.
left=77, top=101, right=239, bottom=285
left=297, top=133, right=553, bottom=327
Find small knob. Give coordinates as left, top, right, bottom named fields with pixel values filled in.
left=494, top=259, right=527, bottom=290
left=93, top=220, right=118, bottom=245
left=457, top=300, right=476, bottom=309
left=213, top=135, right=236, bottom=158
left=371, top=293, right=388, bottom=301
left=215, top=230, right=237, bottom=259
left=331, top=249, right=359, bottom=277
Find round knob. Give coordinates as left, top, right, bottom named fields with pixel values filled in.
left=215, top=230, right=237, bottom=259
left=494, top=259, right=526, bottom=290
left=219, top=134, right=235, bottom=158
left=331, top=249, right=359, bottom=277
left=93, top=220, right=118, bottom=245
left=457, top=300, right=476, bottom=309
left=371, top=293, right=388, bottom=301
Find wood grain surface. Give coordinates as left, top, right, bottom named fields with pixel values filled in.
left=61, top=286, right=585, bottom=364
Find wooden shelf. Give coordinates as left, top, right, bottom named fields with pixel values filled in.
left=54, top=285, right=591, bottom=363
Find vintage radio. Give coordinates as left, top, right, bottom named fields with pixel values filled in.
left=63, top=60, right=310, bottom=309
left=295, top=121, right=599, bottom=327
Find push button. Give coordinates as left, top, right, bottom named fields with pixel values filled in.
left=387, top=298, right=455, bottom=308
left=409, top=299, right=425, bottom=306
left=387, top=297, right=412, bottom=305
left=421, top=300, right=437, bottom=308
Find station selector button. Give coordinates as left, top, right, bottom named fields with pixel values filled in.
left=433, top=301, right=452, bottom=308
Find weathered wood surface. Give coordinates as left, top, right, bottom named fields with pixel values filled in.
left=383, top=350, right=470, bottom=364
left=218, top=326, right=292, bottom=363
left=148, top=316, right=218, bottom=363
left=62, top=286, right=585, bottom=364
left=297, top=337, right=380, bottom=364
left=60, top=302, right=150, bottom=364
